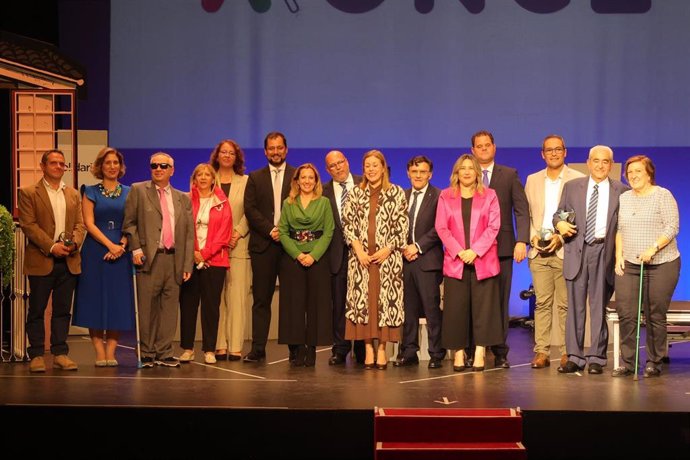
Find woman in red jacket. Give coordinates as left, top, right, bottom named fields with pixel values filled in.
left=179, top=163, right=233, bottom=364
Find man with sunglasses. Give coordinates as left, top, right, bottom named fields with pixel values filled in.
left=123, top=152, right=194, bottom=368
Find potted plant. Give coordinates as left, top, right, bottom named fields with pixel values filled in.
left=0, top=204, right=15, bottom=288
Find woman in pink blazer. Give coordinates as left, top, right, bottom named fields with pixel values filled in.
left=435, top=154, right=502, bottom=372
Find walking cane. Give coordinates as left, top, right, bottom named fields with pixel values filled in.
left=633, top=261, right=644, bottom=381
left=132, top=261, right=143, bottom=369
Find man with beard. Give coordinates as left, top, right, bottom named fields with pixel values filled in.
left=243, top=132, right=296, bottom=362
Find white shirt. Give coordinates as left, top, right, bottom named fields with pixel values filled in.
left=334, top=173, right=355, bottom=220
left=408, top=184, right=428, bottom=243
left=269, top=164, right=286, bottom=226
left=540, top=169, right=563, bottom=231
left=586, top=177, right=610, bottom=239
left=42, top=178, right=66, bottom=242
left=196, top=197, right=212, bottom=250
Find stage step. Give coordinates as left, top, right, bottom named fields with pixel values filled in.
left=374, top=407, right=526, bottom=460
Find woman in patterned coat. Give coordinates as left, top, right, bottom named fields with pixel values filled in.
left=342, top=150, right=408, bottom=369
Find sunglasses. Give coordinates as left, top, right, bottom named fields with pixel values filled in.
left=150, top=163, right=171, bottom=170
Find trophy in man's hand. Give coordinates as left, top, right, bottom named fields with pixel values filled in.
left=58, top=231, right=75, bottom=250
left=555, top=208, right=576, bottom=225
left=537, top=227, right=555, bottom=249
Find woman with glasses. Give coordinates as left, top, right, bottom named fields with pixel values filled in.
left=178, top=164, right=232, bottom=364
left=277, top=163, right=334, bottom=366
left=209, top=139, right=252, bottom=361
left=73, top=147, right=134, bottom=367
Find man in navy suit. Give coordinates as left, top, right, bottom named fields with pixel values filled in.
left=471, top=131, right=530, bottom=368
left=322, top=150, right=365, bottom=365
left=243, top=132, right=296, bottom=362
left=394, top=155, right=445, bottom=369
left=554, top=145, right=629, bottom=375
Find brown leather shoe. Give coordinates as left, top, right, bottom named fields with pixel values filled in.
left=560, top=354, right=568, bottom=368
left=53, top=354, right=78, bottom=371
left=531, top=352, right=550, bottom=369
left=29, top=356, right=46, bottom=373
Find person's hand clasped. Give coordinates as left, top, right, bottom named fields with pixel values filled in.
left=51, top=243, right=71, bottom=258
left=458, top=248, right=477, bottom=265
left=371, top=246, right=393, bottom=265
left=270, top=227, right=280, bottom=242
left=297, top=253, right=315, bottom=267
left=356, top=249, right=371, bottom=268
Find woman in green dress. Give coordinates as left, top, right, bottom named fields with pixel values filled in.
left=278, top=163, right=335, bottom=366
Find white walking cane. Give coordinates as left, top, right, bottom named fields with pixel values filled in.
left=633, top=261, right=644, bottom=381
left=132, top=261, right=143, bottom=369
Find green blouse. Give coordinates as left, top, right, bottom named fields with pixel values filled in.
left=278, top=196, right=334, bottom=261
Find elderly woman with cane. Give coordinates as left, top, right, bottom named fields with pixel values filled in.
left=612, top=155, right=680, bottom=378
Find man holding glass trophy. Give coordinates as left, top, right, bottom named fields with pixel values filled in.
left=18, top=149, right=85, bottom=373
left=524, top=136, right=584, bottom=369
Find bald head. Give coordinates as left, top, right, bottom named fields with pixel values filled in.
left=325, top=150, right=350, bottom=183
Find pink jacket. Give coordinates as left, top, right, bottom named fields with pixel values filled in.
left=435, top=187, right=500, bottom=281
left=191, top=185, right=232, bottom=268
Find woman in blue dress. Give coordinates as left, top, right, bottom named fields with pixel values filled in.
left=73, top=147, right=135, bottom=366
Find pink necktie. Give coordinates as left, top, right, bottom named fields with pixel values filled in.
left=159, top=188, right=174, bottom=249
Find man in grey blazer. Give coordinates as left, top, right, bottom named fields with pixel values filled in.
left=471, top=130, right=530, bottom=368
left=123, top=152, right=194, bottom=368
left=243, top=132, right=296, bottom=362
left=395, top=155, right=445, bottom=369
left=323, top=150, right=364, bottom=365
left=554, top=145, right=629, bottom=375
left=525, top=135, right=585, bottom=369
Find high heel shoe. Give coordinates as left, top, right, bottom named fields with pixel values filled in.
left=472, top=346, right=485, bottom=372
left=376, top=349, right=388, bottom=370
left=304, top=346, right=316, bottom=367
left=453, top=350, right=466, bottom=372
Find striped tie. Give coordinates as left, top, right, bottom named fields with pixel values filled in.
left=585, top=184, right=599, bottom=244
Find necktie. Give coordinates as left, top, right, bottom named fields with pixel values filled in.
left=408, top=190, right=421, bottom=243
left=159, top=188, right=174, bottom=249
left=482, top=169, right=490, bottom=188
left=585, top=184, right=599, bottom=244
left=273, top=168, right=282, bottom=225
left=339, top=182, right=348, bottom=220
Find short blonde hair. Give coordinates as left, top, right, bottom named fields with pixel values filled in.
left=189, top=163, right=217, bottom=191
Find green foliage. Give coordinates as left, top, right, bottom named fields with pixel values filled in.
left=0, top=205, right=15, bottom=288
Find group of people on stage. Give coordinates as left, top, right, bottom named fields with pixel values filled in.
left=17, top=130, right=680, bottom=378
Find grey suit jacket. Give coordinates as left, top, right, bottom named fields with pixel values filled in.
left=554, top=176, right=629, bottom=285
left=122, top=180, right=194, bottom=284
left=488, top=164, right=530, bottom=258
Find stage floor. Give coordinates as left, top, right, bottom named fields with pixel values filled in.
left=2, top=326, right=689, bottom=413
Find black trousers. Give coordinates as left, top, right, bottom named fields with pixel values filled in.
left=179, top=266, right=226, bottom=352
left=331, top=247, right=364, bottom=358
left=401, top=263, right=445, bottom=360
left=27, top=259, right=77, bottom=358
left=249, top=243, right=283, bottom=353
left=491, top=256, right=513, bottom=358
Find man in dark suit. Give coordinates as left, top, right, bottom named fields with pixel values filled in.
left=18, top=149, right=85, bottom=373
left=123, top=152, right=194, bottom=368
left=471, top=130, right=530, bottom=368
left=554, top=145, right=629, bottom=375
left=322, top=150, right=364, bottom=365
left=243, top=132, right=296, bottom=362
left=394, top=155, right=445, bottom=369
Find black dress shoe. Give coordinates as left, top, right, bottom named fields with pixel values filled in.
left=644, top=366, right=661, bottom=378
left=242, top=351, right=266, bottom=363
left=612, top=367, right=634, bottom=377
left=588, top=363, right=604, bottom=374
left=428, top=358, right=443, bottom=369
left=214, top=353, right=228, bottom=361
left=292, top=345, right=306, bottom=367
left=494, top=356, right=510, bottom=369
left=557, top=360, right=584, bottom=373
left=304, top=346, right=316, bottom=367
left=228, top=354, right=242, bottom=361
left=393, top=356, right=419, bottom=367
left=328, top=354, right=346, bottom=365
left=353, top=352, right=365, bottom=365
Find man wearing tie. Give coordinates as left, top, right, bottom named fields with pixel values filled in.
left=554, top=145, right=628, bottom=374
left=394, top=156, right=445, bottom=369
left=19, top=149, right=85, bottom=372
left=471, top=131, right=530, bottom=368
left=243, top=132, right=296, bottom=362
left=123, top=152, right=194, bottom=368
left=322, top=150, right=365, bottom=365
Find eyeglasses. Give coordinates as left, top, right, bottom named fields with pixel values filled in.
left=150, top=163, right=171, bottom=170
left=219, top=150, right=236, bottom=157
left=543, top=147, right=565, bottom=155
